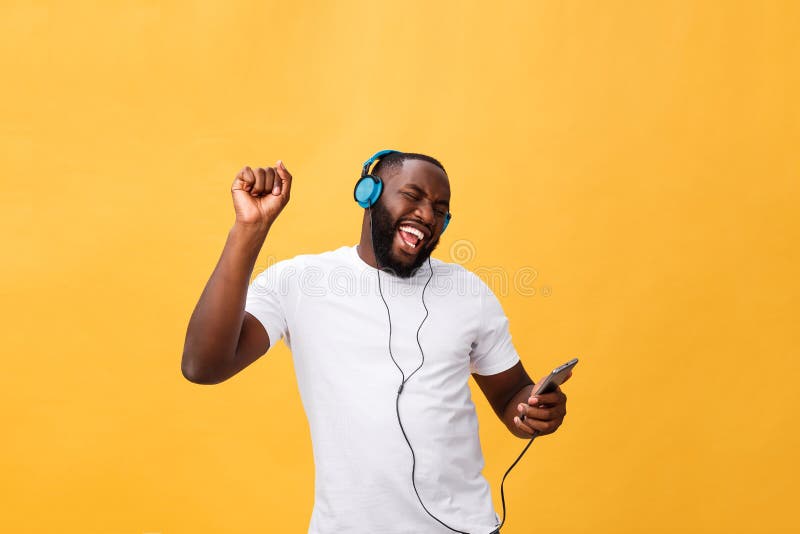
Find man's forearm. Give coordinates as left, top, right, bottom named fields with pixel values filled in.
left=181, top=222, right=269, bottom=382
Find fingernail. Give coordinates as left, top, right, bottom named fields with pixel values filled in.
left=514, top=416, right=520, bottom=424
left=530, top=396, right=539, bottom=404
left=518, top=403, right=525, bottom=412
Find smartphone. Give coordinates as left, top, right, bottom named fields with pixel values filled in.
left=534, top=357, right=578, bottom=395
left=520, top=357, right=578, bottom=421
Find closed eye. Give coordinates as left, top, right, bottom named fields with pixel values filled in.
left=402, top=188, right=449, bottom=217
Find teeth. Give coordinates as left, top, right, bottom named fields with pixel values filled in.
left=399, top=225, right=424, bottom=241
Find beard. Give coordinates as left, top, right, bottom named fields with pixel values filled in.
left=370, top=200, right=440, bottom=278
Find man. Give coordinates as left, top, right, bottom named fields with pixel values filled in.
left=182, top=151, right=569, bottom=534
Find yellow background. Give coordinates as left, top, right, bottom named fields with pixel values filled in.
left=2, top=1, right=798, bottom=532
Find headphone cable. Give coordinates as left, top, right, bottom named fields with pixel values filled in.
left=369, top=207, right=470, bottom=534
left=367, top=206, right=535, bottom=534
left=497, top=431, right=539, bottom=530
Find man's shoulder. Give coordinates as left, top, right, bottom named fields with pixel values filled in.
left=430, top=256, right=470, bottom=278
left=429, top=257, right=492, bottom=294
left=263, top=245, right=355, bottom=272
left=250, top=245, right=356, bottom=294
left=291, top=244, right=354, bottom=266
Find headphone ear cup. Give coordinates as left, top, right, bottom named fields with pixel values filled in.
left=354, top=175, right=383, bottom=208
left=441, top=213, right=451, bottom=234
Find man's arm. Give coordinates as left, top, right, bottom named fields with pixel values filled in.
left=181, top=224, right=271, bottom=384
left=472, top=361, right=569, bottom=438
left=181, top=162, right=292, bottom=385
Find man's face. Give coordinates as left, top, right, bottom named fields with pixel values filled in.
left=370, top=160, right=451, bottom=278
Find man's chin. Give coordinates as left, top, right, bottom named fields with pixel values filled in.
left=380, top=260, right=415, bottom=278
left=380, top=246, right=433, bottom=278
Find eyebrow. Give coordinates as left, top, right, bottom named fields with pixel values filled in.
left=405, top=184, right=450, bottom=209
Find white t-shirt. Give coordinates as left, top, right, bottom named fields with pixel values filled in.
left=245, top=245, right=520, bottom=534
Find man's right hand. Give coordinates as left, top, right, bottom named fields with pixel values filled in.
left=231, top=161, right=293, bottom=230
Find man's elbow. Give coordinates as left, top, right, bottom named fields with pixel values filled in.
left=181, top=351, right=226, bottom=385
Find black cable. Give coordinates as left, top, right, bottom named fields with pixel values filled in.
left=369, top=208, right=404, bottom=389
left=367, top=206, right=537, bottom=534
left=369, top=207, right=469, bottom=534
left=409, top=255, right=432, bottom=384
left=497, top=431, right=539, bottom=530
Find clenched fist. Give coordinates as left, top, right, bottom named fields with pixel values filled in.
left=231, top=161, right=293, bottom=230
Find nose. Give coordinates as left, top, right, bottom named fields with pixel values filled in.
left=412, top=201, right=436, bottom=231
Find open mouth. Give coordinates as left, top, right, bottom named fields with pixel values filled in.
left=396, top=225, right=425, bottom=253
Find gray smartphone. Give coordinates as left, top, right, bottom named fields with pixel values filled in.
left=520, top=357, right=578, bottom=421
left=534, top=357, right=578, bottom=395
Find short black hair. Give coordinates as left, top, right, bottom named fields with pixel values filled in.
left=372, top=151, right=446, bottom=179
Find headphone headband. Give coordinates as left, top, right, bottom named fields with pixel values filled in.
left=361, top=149, right=400, bottom=178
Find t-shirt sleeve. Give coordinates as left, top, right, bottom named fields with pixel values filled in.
left=469, top=277, right=521, bottom=376
left=244, top=258, right=294, bottom=347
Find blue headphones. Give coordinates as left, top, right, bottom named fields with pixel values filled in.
left=353, top=149, right=451, bottom=234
